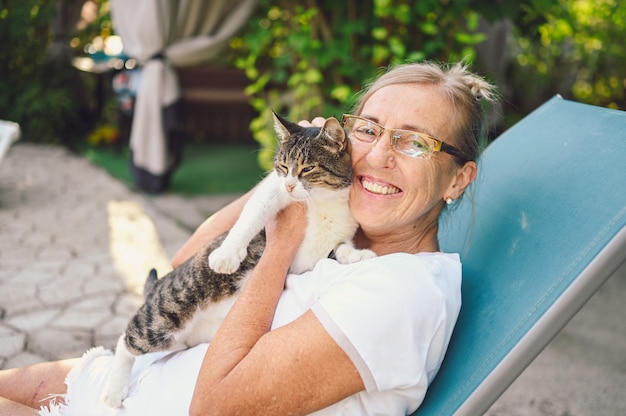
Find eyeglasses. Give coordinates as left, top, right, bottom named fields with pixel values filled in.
left=341, top=114, right=468, bottom=160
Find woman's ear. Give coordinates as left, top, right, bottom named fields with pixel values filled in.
left=445, top=161, right=477, bottom=201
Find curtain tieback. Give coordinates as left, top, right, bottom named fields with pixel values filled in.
left=148, top=52, right=165, bottom=61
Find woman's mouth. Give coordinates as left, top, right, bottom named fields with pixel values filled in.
left=360, top=177, right=401, bottom=195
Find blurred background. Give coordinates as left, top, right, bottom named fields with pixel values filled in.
left=1, top=0, right=624, bottom=194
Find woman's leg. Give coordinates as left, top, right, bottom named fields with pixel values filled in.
left=0, top=396, right=42, bottom=415
left=0, top=359, right=76, bottom=410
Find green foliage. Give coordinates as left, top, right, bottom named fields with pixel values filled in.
left=0, top=0, right=86, bottom=142
left=232, top=0, right=488, bottom=170
left=510, top=0, right=626, bottom=110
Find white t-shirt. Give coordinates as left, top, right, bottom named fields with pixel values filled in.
left=41, top=252, right=461, bottom=416
left=275, top=252, right=462, bottom=415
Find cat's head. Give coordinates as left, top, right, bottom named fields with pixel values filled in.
left=272, top=112, right=353, bottom=200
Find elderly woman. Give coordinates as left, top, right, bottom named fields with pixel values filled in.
left=0, top=61, right=496, bottom=415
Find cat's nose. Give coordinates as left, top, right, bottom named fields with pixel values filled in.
left=286, top=183, right=295, bottom=193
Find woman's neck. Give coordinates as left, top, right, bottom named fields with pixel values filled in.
left=354, top=223, right=440, bottom=256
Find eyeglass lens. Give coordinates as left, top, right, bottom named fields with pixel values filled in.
left=344, top=116, right=434, bottom=157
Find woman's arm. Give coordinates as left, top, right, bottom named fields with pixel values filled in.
left=0, top=358, right=76, bottom=413
left=189, top=204, right=365, bottom=415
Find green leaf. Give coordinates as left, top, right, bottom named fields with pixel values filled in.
left=304, top=68, right=323, bottom=84
left=372, top=27, right=387, bottom=40
left=389, top=36, right=406, bottom=57
left=420, top=22, right=439, bottom=35
left=455, top=32, right=487, bottom=45
left=330, top=85, right=353, bottom=102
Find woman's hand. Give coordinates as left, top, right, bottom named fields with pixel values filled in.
left=190, top=200, right=364, bottom=415
left=264, top=202, right=307, bottom=259
left=298, top=117, right=327, bottom=128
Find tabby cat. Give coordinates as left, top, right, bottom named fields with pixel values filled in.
left=104, top=113, right=376, bottom=408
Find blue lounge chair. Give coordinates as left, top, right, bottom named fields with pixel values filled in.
left=415, top=96, right=626, bottom=415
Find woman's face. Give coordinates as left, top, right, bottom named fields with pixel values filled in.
left=349, top=82, right=468, bottom=239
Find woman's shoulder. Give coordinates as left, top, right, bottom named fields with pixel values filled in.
left=333, top=251, right=460, bottom=286
left=312, top=251, right=462, bottom=307
left=318, top=250, right=460, bottom=270
left=378, top=252, right=463, bottom=312
left=375, top=251, right=461, bottom=269
left=309, top=252, right=463, bottom=399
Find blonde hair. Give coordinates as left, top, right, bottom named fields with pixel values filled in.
left=352, top=61, right=498, bottom=163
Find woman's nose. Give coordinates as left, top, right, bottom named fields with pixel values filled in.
left=366, top=131, right=395, bottom=167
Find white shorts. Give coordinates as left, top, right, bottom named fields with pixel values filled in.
left=39, top=344, right=209, bottom=416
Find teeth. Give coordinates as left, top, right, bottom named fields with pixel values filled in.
left=362, top=179, right=400, bottom=195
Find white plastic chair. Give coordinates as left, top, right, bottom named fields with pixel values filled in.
left=0, top=120, right=21, bottom=165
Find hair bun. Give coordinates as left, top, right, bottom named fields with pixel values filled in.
left=462, top=73, right=497, bottom=102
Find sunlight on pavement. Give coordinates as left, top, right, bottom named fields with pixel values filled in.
left=107, top=200, right=173, bottom=295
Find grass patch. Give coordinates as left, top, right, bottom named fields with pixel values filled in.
left=81, top=142, right=266, bottom=196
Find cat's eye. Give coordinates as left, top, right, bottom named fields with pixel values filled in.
left=276, top=163, right=289, bottom=174
left=301, top=166, right=315, bottom=174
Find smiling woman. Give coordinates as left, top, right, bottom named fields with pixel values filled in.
left=345, top=63, right=496, bottom=257
left=0, top=61, right=498, bottom=416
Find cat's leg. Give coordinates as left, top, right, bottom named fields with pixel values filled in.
left=103, top=334, right=137, bottom=408
left=334, top=241, right=377, bottom=264
left=209, top=173, right=286, bottom=273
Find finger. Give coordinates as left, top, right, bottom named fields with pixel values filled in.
left=311, top=117, right=326, bottom=127
left=298, top=117, right=327, bottom=128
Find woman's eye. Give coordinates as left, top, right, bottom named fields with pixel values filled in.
left=397, top=134, right=427, bottom=150
left=412, top=139, right=429, bottom=149
left=357, top=127, right=376, bottom=136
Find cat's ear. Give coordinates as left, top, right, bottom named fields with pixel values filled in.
left=321, top=117, right=348, bottom=151
left=272, top=111, right=299, bottom=143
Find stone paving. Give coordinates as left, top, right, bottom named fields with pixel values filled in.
left=0, top=143, right=237, bottom=369
left=0, top=143, right=624, bottom=414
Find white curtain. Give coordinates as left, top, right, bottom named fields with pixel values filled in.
left=110, top=0, right=257, bottom=192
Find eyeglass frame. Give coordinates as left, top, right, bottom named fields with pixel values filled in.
left=341, top=114, right=470, bottom=161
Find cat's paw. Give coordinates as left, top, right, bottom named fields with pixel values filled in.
left=208, top=245, right=247, bottom=274
left=334, top=243, right=377, bottom=264
left=103, top=383, right=128, bottom=408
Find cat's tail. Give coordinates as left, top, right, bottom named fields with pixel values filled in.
left=143, top=268, right=158, bottom=299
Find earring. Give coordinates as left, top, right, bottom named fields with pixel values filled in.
left=445, top=197, right=454, bottom=205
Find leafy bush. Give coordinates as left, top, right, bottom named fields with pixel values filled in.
left=511, top=0, right=626, bottom=111
left=232, top=0, right=488, bottom=170
left=0, top=0, right=89, bottom=142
